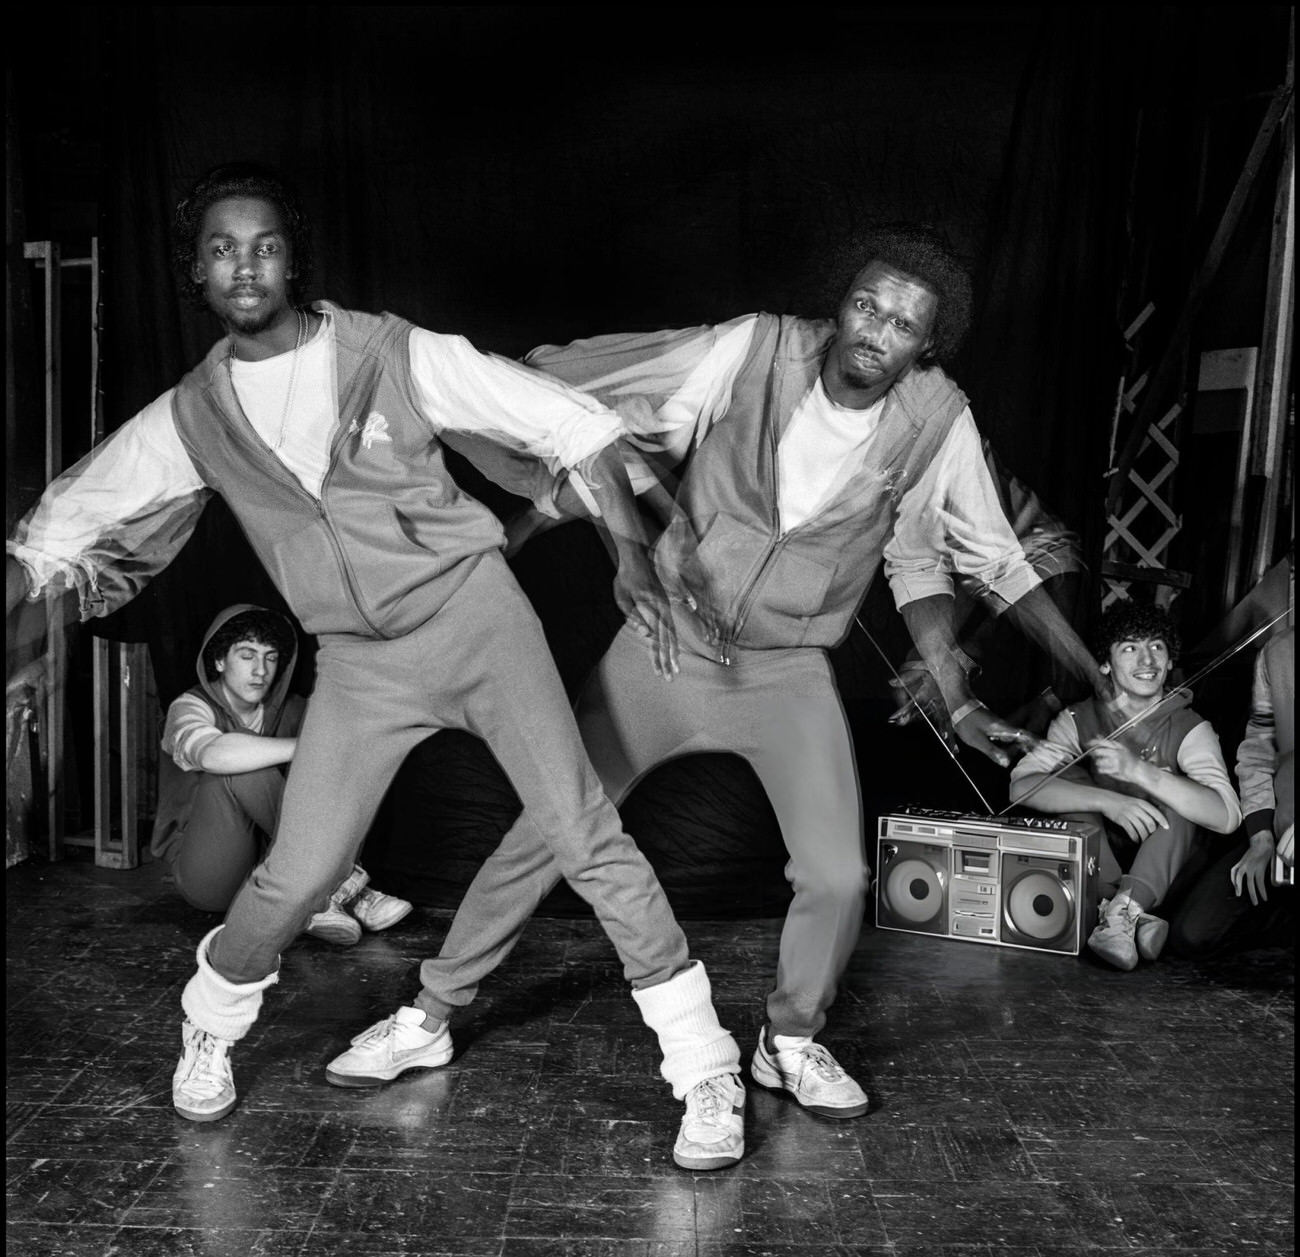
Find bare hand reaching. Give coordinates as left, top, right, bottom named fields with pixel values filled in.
left=954, top=706, right=1037, bottom=769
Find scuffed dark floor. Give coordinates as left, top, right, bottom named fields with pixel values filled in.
left=6, top=855, right=1294, bottom=1257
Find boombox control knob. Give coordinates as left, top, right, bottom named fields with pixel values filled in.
left=882, top=844, right=898, bottom=861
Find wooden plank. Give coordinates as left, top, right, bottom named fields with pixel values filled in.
left=93, top=637, right=112, bottom=857
left=40, top=241, right=65, bottom=859
left=1100, top=561, right=1194, bottom=589
left=1247, top=87, right=1295, bottom=586
left=91, top=237, right=103, bottom=445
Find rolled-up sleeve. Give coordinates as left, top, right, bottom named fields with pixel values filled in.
left=7, top=390, right=208, bottom=612
left=409, top=330, right=623, bottom=471
left=886, top=408, right=1042, bottom=608
left=1178, top=720, right=1244, bottom=832
left=161, top=692, right=224, bottom=773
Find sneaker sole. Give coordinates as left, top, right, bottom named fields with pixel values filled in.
left=673, top=1147, right=743, bottom=1171
left=750, top=1059, right=869, bottom=1120
left=355, top=903, right=414, bottom=932
left=305, top=926, right=362, bottom=946
left=174, top=1096, right=237, bottom=1122
left=1087, top=941, right=1139, bottom=971
left=325, top=1047, right=454, bottom=1088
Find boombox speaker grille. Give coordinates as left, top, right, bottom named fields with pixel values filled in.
left=1003, top=858, right=1076, bottom=945
left=877, top=842, right=948, bottom=934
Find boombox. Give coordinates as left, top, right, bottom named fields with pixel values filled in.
left=876, top=808, right=1102, bottom=955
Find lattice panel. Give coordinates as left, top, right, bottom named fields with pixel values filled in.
left=1101, top=307, right=1186, bottom=610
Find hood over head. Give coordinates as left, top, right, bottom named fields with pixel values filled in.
left=195, top=602, right=300, bottom=736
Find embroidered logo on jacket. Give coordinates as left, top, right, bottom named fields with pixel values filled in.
left=359, top=412, right=392, bottom=449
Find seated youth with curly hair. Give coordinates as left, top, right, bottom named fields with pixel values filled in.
left=152, top=604, right=413, bottom=945
left=1009, top=603, right=1241, bottom=970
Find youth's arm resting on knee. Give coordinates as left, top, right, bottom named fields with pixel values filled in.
left=192, top=734, right=297, bottom=776
left=1008, top=769, right=1170, bottom=842
left=1086, top=724, right=1240, bottom=835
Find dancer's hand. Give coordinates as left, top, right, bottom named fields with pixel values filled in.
left=954, top=706, right=1036, bottom=768
left=888, top=664, right=947, bottom=729
left=615, top=559, right=679, bottom=680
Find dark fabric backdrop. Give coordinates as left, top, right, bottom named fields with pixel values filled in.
left=85, top=5, right=1132, bottom=694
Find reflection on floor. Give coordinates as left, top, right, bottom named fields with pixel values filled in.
left=5, top=856, right=1294, bottom=1257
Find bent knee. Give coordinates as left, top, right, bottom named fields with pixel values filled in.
left=791, top=861, right=870, bottom=905
left=173, top=879, right=237, bottom=914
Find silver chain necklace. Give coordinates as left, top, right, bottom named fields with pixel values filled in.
left=230, top=308, right=308, bottom=452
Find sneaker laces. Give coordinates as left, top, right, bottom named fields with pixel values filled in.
left=349, top=1015, right=396, bottom=1049
left=688, top=1075, right=737, bottom=1120
left=788, top=1042, right=847, bottom=1083
left=179, top=1031, right=230, bottom=1100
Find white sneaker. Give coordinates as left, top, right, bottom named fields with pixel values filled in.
left=1088, top=897, right=1140, bottom=970
left=350, top=887, right=414, bottom=933
left=173, top=1019, right=237, bottom=1122
left=674, top=1073, right=745, bottom=1171
left=325, top=1006, right=454, bottom=1088
left=1136, top=912, right=1170, bottom=961
left=305, top=901, right=362, bottom=946
left=750, top=1031, right=869, bottom=1119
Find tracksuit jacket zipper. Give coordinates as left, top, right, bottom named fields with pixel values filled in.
left=234, top=384, right=385, bottom=639
left=716, top=412, right=802, bottom=665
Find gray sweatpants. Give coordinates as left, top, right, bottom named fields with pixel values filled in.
left=418, top=614, right=868, bottom=1037
left=209, top=552, right=689, bottom=994
left=171, top=766, right=285, bottom=913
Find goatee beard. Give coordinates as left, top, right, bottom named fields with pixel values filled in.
left=841, top=365, right=877, bottom=391
left=213, top=302, right=289, bottom=337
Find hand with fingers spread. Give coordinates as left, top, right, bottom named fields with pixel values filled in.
left=1230, top=830, right=1275, bottom=905
left=614, top=557, right=679, bottom=680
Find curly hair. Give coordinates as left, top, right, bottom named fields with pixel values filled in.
left=203, top=609, right=297, bottom=681
left=1090, top=603, right=1181, bottom=668
left=172, top=162, right=315, bottom=312
left=838, top=224, right=973, bottom=367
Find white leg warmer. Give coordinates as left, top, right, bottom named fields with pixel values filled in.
left=180, top=926, right=279, bottom=1042
left=632, top=960, right=741, bottom=1099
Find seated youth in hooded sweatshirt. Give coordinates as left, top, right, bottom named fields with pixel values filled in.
left=152, top=604, right=412, bottom=944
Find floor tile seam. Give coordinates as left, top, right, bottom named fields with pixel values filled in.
left=490, top=1153, right=530, bottom=1247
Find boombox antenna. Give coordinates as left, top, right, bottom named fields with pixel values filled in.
left=999, top=606, right=1292, bottom=816
left=854, top=615, right=995, bottom=814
